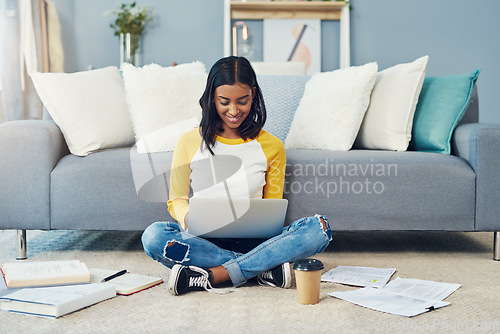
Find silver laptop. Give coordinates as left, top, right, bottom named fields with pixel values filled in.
left=188, top=198, right=288, bottom=238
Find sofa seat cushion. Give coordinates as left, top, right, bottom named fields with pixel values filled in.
left=50, top=148, right=172, bottom=230
left=284, top=150, right=475, bottom=231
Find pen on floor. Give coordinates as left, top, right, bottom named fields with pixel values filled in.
left=101, top=269, right=127, bottom=282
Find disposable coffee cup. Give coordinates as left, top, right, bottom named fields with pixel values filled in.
left=293, top=259, right=324, bottom=305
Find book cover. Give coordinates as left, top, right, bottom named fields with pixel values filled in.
left=89, top=268, right=163, bottom=295
left=1, top=260, right=90, bottom=288
left=0, top=283, right=116, bottom=318
left=0, top=269, right=7, bottom=293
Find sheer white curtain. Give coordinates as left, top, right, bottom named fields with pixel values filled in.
left=0, top=0, right=61, bottom=123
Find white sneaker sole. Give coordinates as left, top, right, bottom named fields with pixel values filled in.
left=282, top=262, right=292, bottom=289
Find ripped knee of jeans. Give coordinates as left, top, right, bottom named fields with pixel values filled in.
left=315, top=214, right=332, bottom=241
left=164, top=240, right=190, bottom=263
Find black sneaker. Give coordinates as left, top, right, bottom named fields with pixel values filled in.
left=168, top=264, right=215, bottom=295
left=257, top=262, right=291, bottom=288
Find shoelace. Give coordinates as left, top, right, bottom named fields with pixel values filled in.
left=260, top=270, right=274, bottom=280
left=257, top=270, right=278, bottom=287
left=187, top=266, right=240, bottom=295
left=188, top=274, right=211, bottom=289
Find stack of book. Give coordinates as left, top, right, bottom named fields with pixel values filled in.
left=0, top=260, right=162, bottom=318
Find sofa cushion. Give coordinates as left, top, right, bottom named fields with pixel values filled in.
left=30, top=67, right=135, bottom=156
left=283, top=149, right=475, bottom=230
left=121, top=62, right=206, bottom=153
left=355, top=56, right=429, bottom=151
left=409, top=69, right=480, bottom=154
left=285, top=62, right=378, bottom=151
left=258, top=75, right=310, bottom=143
left=50, top=148, right=172, bottom=230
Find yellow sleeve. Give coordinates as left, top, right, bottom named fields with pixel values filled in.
left=258, top=131, right=286, bottom=199
left=167, top=129, right=201, bottom=229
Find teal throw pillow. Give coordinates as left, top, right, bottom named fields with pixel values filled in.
left=410, top=69, right=480, bottom=154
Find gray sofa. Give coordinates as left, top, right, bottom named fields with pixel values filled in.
left=1, top=75, right=499, bottom=260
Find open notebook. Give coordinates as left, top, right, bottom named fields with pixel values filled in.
left=89, top=268, right=163, bottom=295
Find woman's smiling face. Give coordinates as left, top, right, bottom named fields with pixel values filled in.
left=214, top=83, right=254, bottom=139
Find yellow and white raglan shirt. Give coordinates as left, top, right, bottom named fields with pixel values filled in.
left=167, top=128, right=286, bottom=230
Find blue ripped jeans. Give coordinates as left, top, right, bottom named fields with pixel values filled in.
left=141, top=215, right=332, bottom=287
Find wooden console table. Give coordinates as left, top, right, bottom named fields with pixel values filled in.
left=223, top=0, right=350, bottom=68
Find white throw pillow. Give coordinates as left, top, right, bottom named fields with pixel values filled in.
left=135, top=117, right=200, bottom=153
left=285, top=62, right=378, bottom=151
left=355, top=55, right=429, bottom=151
left=121, top=62, right=207, bottom=153
left=30, top=67, right=135, bottom=156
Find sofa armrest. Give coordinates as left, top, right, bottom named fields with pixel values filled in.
left=0, top=120, right=68, bottom=229
left=452, top=123, right=500, bottom=230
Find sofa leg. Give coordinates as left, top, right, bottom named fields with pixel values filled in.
left=494, top=232, right=500, bottom=261
left=16, top=229, right=27, bottom=260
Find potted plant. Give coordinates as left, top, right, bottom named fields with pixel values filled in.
left=109, top=2, right=154, bottom=66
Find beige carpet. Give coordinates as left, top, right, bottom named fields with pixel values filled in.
left=0, top=229, right=499, bottom=334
